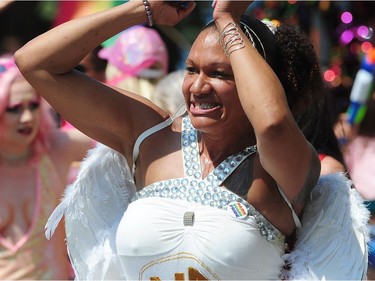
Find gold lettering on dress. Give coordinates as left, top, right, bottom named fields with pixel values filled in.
left=188, top=267, right=208, bottom=280
left=174, top=272, right=185, bottom=280
left=150, top=267, right=208, bottom=281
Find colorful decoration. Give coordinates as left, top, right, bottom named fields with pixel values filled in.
left=52, top=1, right=126, bottom=47
left=347, top=48, right=375, bottom=124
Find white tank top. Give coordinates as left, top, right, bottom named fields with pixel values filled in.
left=115, top=116, right=289, bottom=280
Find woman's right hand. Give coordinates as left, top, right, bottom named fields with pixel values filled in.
left=212, top=0, right=253, bottom=23
left=149, top=1, right=196, bottom=26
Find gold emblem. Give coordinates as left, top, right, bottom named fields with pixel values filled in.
left=140, top=252, right=220, bottom=280
left=150, top=267, right=208, bottom=280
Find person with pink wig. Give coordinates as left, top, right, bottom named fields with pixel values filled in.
left=0, top=54, right=94, bottom=280
left=99, top=24, right=169, bottom=103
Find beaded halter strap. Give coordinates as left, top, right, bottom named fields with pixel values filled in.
left=132, top=116, right=284, bottom=242
left=180, top=116, right=254, bottom=183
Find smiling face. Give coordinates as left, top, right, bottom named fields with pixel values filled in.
left=1, top=77, right=41, bottom=148
left=182, top=28, right=250, bottom=134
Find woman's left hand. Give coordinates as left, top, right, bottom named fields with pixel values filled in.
left=150, top=1, right=196, bottom=26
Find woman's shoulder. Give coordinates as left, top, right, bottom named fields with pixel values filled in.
left=320, top=155, right=346, bottom=175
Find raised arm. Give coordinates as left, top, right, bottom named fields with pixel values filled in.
left=14, top=1, right=195, bottom=158
left=212, top=1, right=320, bottom=209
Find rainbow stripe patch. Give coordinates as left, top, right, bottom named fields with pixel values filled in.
left=227, top=202, right=248, bottom=219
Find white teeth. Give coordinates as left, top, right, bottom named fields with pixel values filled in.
left=197, top=103, right=216, bottom=109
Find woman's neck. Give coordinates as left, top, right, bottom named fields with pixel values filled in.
left=199, top=131, right=255, bottom=165
left=0, top=149, right=33, bottom=166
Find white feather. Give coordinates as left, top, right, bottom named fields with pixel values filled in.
left=45, top=181, right=82, bottom=240
left=47, top=145, right=369, bottom=280
left=283, top=172, right=370, bottom=280
left=45, top=143, right=136, bottom=280
left=44, top=198, right=67, bottom=240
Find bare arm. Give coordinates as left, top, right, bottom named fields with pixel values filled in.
left=212, top=1, right=320, bottom=209
left=14, top=1, right=195, bottom=159
left=48, top=128, right=95, bottom=185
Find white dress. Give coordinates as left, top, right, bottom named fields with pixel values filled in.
left=116, top=116, right=285, bottom=280
left=45, top=115, right=370, bottom=280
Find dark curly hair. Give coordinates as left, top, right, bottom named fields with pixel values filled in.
left=274, top=23, right=343, bottom=163
left=274, top=24, right=325, bottom=116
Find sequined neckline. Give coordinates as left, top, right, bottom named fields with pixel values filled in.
left=181, top=116, right=256, bottom=183
left=133, top=116, right=284, bottom=242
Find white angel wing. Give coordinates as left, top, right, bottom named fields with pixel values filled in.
left=45, top=143, right=136, bottom=280
left=283, top=172, right=370, bottom=280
